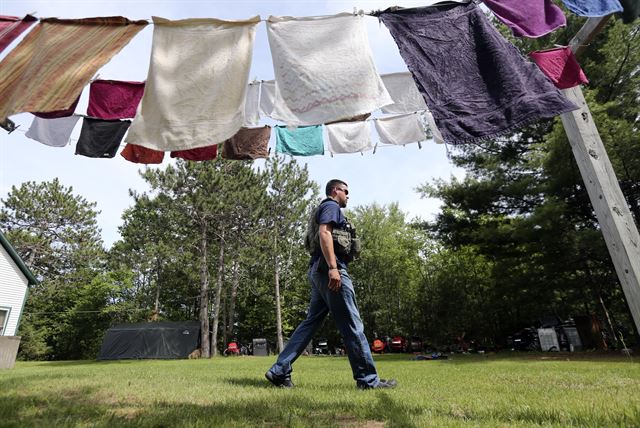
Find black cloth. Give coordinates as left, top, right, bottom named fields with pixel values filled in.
left=619, top=0, right=640, bottom=22
left=75, top=117, right=130, bottom=158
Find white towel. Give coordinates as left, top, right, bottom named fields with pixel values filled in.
left=380, top=72, right=428, bottom=115
left=374, top=113, right=427, bottom=146
left=267, top=13, right=392, bottom=126
left=244, top=82, right=261, bottom=127
left=326, top=121, right=373, bottom=154
left=25, top=114, right=81, bottom=147
left=126, top=16, right=260, bottom=151
left=259, top=80, right=276, bottom=118
left=424, top=110, right=445, bottom=144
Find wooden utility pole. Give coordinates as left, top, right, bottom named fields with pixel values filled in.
left=560, top=16, right=640, bottom=334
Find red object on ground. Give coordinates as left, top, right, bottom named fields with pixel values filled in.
left=372, top=339, right=385, bottom=353
left=391, top=336, right=407, bottom=352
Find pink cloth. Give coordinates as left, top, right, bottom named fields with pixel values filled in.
left=529, top=47, right=589, bottom=89
left=483, top=0, right=566, bottom=38
left=170, top=144, right=218, bottom=161
left=87, top=79, right=145, bottom=119
left=0, top=14, right=37, bottom=53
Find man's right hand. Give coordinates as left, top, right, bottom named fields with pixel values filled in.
left=328, top=268, right=341, bottom=291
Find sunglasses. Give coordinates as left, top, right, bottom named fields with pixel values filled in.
left=335, top=187, right=349, bottom=195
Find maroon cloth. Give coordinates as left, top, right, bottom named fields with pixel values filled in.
left=32, top=95, right=80, bottom=118
left=0, top=14, right=37, bottom=53
left=171, top=144, right=218, bottom=161
left=121, top=143, right=164, bottom=164
left=87, top=80, right=145, bottom=119
left=222, top=126, right=271, bottom=160
left=529, top=47, right=589, bottom=89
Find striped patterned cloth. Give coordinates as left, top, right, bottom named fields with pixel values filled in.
left=0, top=17, right=147, bottom=121
left=0, top=14, right=37, bottom=53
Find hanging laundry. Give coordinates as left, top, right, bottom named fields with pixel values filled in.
left=374, top=113, right=427, bottom=146
left=483, top=0, right=566, bottom=38
left=0, top=14, right=37, bottom=53
left=325, top=113, right=371, bottom=125
left=244, top=82, right=261, bottom=127
left=32, top=95, right=80, bottom=119
left=259, top=80, right=276, bottom=118
left=126, top=16, right=260, bottom=151
left=75, top=117, right=131, bottom=158
left=87, top=80, right=145, bottom=119
left=618, top=0, right=640, bottom=22
left=170, top=144, right=218, bottom=161
left=326, top=121, right=373, bottom=154
left=221, top=126, right=271, bottom=160
left=561, top=0, right=623, bottom=17
left=25, top=114, right=80, bottom=147
left=275, top=125, right=324, bottom=156
left=376, top=3, right=578, bottom=145
left=424, top=110, right=445, bottom=145
left=529, top=47, right=589, bottom=90
left=0, top=17, right=146, bottom=122
left=380, top=72, right=428, bottom=114
left=267, top=13, right=392, bottom=126
left=120, top=143, right=164, bottom=164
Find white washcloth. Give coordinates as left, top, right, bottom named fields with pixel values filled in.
left=380, top=72, right=428, bottom=114
left=259, top=80, right=276, bottom=117
left=374, top=113, right=427, bottom=146
left=25, top=114, right=81, bottom=147
left=424, top=110, right=445, bottom=144
left=326, top=121, right=373, bottom=154
left=267, top=13, right=392, bottom=126
left=126, top=16, right=260, bottom=151
left=244, top=82, right=261, bottom=127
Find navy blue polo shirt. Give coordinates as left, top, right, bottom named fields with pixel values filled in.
left=311, top=199, right=348, bottom=269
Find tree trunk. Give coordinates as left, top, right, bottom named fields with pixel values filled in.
left=274, top=233, right=284, bottom=353
left=151, top=260, right=161, bottom=321
left=228, top=260, right=240, bottom=342
left=199, top=223, right=211, bottom=358
left=211, top=230, right=225, bottom=357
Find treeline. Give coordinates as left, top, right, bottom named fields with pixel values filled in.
left=1, top=14, right=638, bottom=360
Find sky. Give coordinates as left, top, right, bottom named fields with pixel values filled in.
left=0, top=0, right=465, bottom=248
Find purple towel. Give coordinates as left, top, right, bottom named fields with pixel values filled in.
left=483, top=0, right=566, bottom=38
left=377, top=3, right=578, bottom=145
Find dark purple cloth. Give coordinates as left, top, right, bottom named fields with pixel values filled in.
left=377, top=3, right=578, bottom=144
left=87, top=80, right=145, bottom=119
left=32, top=95, right=80, bottom=119
left=0, top=15, right=37, bottom=53
left=483, top=0, right=566, bottom=38
left=75, top=118, right=130, bottom=158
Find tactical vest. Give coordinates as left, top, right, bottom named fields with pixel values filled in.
left=304, top=199, right=361, bottom=262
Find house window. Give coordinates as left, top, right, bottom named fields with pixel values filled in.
left=0, top=307, right=10, bottom=336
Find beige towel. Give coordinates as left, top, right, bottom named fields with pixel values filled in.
left=126, top=16, right=260, bottom=151
left=267, top=13, right=392, bottom=126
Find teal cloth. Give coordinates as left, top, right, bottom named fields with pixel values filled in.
left=275, top=125, right=324, bottom=156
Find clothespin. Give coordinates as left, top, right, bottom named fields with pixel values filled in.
left=373, top=143, right=378, bottom=154
left=0, top=118, right=19, bottom=134
left=418, top=142, right=422, bottom=150
left=360, top=151, right=363, bottom=156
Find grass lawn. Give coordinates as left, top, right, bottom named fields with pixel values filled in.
left=1, top=353, right=639, bottom=427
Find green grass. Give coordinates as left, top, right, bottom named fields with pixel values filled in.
left=1, top=353, right=639, bottom=427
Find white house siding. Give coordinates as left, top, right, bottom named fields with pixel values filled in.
left=0, top=244, right=28, bottom=336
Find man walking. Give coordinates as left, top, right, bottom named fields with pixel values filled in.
left=265, top=179, right=397, bottom=389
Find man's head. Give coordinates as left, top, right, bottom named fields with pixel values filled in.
left=326, top=179, right=349, bottom=208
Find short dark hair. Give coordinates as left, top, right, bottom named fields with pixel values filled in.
left=325, top=179, right=347, bottom=196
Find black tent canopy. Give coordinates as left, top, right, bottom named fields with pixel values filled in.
left=98, top=321, right=200, bottom=360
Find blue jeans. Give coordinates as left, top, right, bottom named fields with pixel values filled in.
left=268, top=266, right=379, bottom=388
